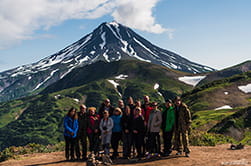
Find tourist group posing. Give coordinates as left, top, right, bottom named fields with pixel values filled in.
left=63, top=95, right=192, bottom=161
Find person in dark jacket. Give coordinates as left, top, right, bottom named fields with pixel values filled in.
left=64, top=108, right=79, bottom=161
left=161, top=100, right=175, bottom=156
left=121, top=106, right=132, bottom=158
left=132, top=107, right=145, bottom=159
left=76, top=104, right=88, bottom=160
left=127, top=96, right=135, bottom=118
left=173, top=96, right=192, bottom=157
left=118, top=99, right=126, bottom=113
left=87, top=107, right=100, bottom=155
left=99, top=99, right=114, bottom=118
left=111, top=107, right=122, bottom=159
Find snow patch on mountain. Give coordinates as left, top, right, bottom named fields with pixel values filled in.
left=78, top=56, right=90, bottom=64
left=99, top=32, right=106, bottom=49
left=238, top=83, right=251, bottom=93
left=33, top=69, right=59, bottom=90
left=133, top=37, right=159, bottom=58
left=107, top=79, right=122, bottom=97
left=178, top=75, right=206, bottom=86
left=115, top=74, right=128, bottom=80
left=154, top=83, right=159, bottom=90
left=90, top=51, right=95, bottom=55
left=215, top=105, right=233, bottom=110
left=103, top=50, right=110, bottom=62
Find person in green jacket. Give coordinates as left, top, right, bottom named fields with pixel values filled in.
left=161, top=99, right=175, bottom=156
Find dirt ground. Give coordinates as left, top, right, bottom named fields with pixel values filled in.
left=1, top=144, right=250, bottom=166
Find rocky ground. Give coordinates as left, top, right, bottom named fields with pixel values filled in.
left=0, top=144, right=250, bottom=166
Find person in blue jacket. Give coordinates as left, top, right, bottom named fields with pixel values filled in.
left=64, top=107, right=79, bottom=161
left=111, top=107, right=122, bottom=159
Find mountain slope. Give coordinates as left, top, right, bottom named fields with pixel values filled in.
left=209, top=106, right=251, bottom=142
left=198, top=61, right=251, bottom=86
left=183, top=71, right=251, bottom=111
left=0, top=21, right=214, bottom=102
left=41, top=60, right=190, bottom=95
left=0, top=60, right=192, bottom=150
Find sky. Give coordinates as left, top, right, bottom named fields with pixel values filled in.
left=0, top=0, right=250, bottom=72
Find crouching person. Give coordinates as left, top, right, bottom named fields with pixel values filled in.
left=100, top=111, right=114, bottom=155
left=64, top=108, right=79, bottom=161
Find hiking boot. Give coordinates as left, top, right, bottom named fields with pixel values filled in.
left=185, top=152, right=190, bottom=157
left=176, top=152, right=182, bottom=155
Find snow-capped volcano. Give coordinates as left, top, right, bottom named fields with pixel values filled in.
left=0, top=21, right=214, bottom=102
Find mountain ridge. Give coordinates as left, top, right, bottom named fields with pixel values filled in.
left=0, top=21, right=214, bottom=102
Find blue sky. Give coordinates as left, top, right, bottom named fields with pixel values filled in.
left=0, top=0, right=250, bottom=72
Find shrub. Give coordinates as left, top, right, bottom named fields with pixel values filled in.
left=0, top=142, right=65, bottom=162
left=189, top=130, right=235, bottom=146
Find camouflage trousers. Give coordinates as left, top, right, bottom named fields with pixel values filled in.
left=173, top=129, right=190, bottom=153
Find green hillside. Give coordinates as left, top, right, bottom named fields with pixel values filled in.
left=0, top=60, right=250, bottom=151
left=0, top=60, right=192, bottom=150
left=183, top=71, right=251, bottom=111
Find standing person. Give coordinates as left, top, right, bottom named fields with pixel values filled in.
left=121, top=106, right=132, bottom=159
left=132, top=107, right=145, bottom=159
left=118, top=99, right=126, bottom=113
left=63, top=108, right=79, bottom=161
left=173, top=96, right=192, bottom=157
left=87, top=107, right=100, bottom=155
left=99, top=111, right=114, bottom=155
left=76, top=105, right=88, bottom=160
left=141, top=95, right=153, bottom=125
left=111, top=108, right=123, bottom=159
left=147, top=102, right=162, bottom=158
left=99, top=99, right=114, bottom=118
left=141, top=95, right=152, bottom=155
left=127, top=96, right=135, bottom=118
left=161, top=100, right=175, bottom=156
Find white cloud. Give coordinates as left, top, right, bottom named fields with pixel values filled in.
left=0, top=0, right=170, bottom=49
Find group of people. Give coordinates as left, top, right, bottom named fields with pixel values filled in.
left=63, top=95, right=192, bottom=161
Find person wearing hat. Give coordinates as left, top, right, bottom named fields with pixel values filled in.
left=147, top=102, right=162, bottom=158
left=87, top=107, right=100, bottom=155
left=76, top=104, right=88, bottom=160
left=173, top=96, right=192, bottom=157
left=161, top=100, right=175, bottom=156
left=99, top=99, right=114, bottom=118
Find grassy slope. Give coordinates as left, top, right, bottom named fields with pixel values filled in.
left=183, top=71, right=251, bottom=111
left=0, top=60, right=192, bottom=150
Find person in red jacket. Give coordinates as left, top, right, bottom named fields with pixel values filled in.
left=87, top=107, right=100, bottom=155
